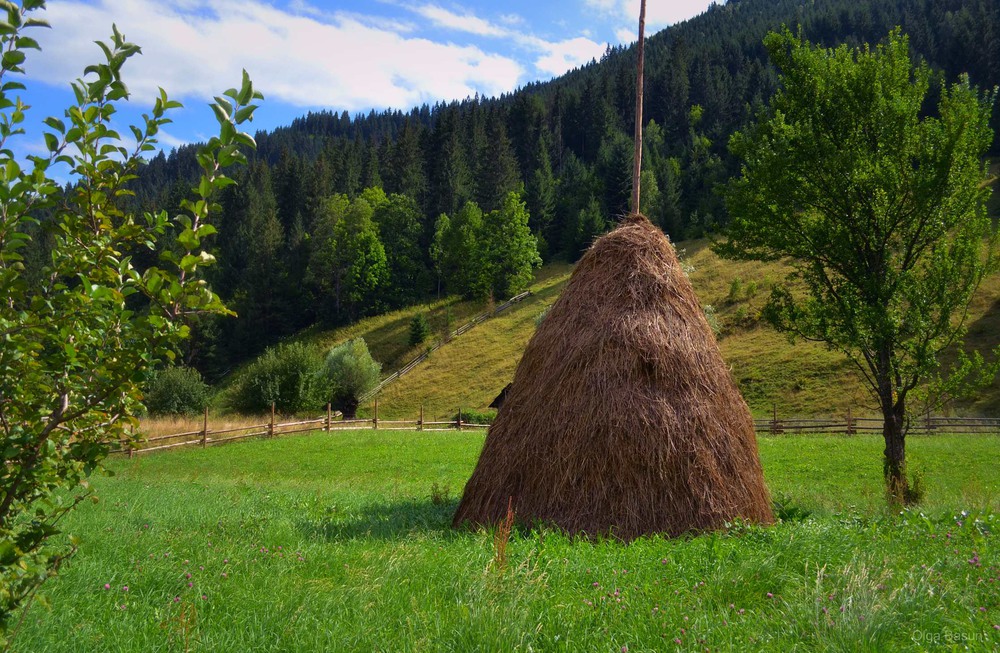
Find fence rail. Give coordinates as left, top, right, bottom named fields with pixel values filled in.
left=752, top=410, right=1000, bottom=436
left=120, top=401, right=1000, bottom=457
left=115, top=404, right=486, bottom=456
left=359, top=291, right=532, bottom=402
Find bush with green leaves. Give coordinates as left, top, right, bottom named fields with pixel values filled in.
left=0, top=1, right=261, bottom=641
left=321, top=339, right=381, bottom=419
left=143, top=367, right=211, bottom=416
left=231, top=342, right=329, bottom=414
left=452, top=408, right=497, bottom=425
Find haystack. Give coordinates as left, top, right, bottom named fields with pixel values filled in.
left=453, top=215, right=773, bottom=540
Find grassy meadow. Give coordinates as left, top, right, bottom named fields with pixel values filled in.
left=13, top=430, right=1000, bottom=652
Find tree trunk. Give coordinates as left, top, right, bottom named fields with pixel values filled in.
left=342, top=397, right=359, bottom=420
left=877, top=344, right=910, bottom=504
left=882, top=403, right=907, bottom=493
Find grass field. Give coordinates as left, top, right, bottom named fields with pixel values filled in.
left=13, top=431, right=1000, bottom=652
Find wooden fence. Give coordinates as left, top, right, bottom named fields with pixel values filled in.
left=753, top=406, right=1000, bottom=436
left=116, top=403, right=490, bottom=456
left=121, top=401, right=1000, bottom=457
left=359, top=291, right=532, bottom=402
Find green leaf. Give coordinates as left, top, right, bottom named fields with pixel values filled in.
left=2, top=50, right=25, bottom=68
left=43, top=117, right=65, bottom=133
left=233, top=132, right=256, bottom=149
left=16, top=36, right=40, bottom=50
left=237, top=68, right=253, bottom=105
left=176, top=228, right=199, bottom=251
left=210, top=102, right=229, bottom=126
left=234, top=105, right=257, bottom=124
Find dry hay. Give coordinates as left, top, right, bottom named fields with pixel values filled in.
left=453, top=214, right=773, bottom=540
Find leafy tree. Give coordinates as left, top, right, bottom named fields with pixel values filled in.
left=231, top=342, right=328, bottom=414
left=0, top=5, right=260, bottom=639
left=322, top=339, right=382, bottom=419
left=429, top=213, right=450, bottom=298
left=143, top=367, right=211, bottom=416
left=472, top=191, right=542, bottom=300
left=372, top=192, right=429, bottom=307
left=306, top=196, right=388, bottom=322
left=437, top=201, right=483, bottom=297
left=718, top=29, right=996, bottom=502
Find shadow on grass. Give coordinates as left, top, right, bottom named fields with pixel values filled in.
left=298, top=498, right=461, bottom=542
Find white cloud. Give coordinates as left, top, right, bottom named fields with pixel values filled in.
left=587, top=0, right=716, bottom=39
left=155, top=129, right=189, bottom=150
left=413, top=4, right=506, bottom=37
left=499, top=13, right=525, bottom=26
left=410, top=4, right=606, bottom=78
left=630, top=0, right=716, bottom=28
left=533, top=37, right=606, bottom=77
left=28, top=0, right=524, bottom=111
left=616, top=27, right=637, bottom=44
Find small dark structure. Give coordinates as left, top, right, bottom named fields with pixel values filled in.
left=452, top=215, right=774, bottom=540
left=489, top=383, right=511, bottom=410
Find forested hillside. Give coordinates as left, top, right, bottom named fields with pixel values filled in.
left=46, top=0, right=1000, bottom=378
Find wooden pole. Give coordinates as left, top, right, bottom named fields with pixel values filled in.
left=374, top=398, right=379, bottom=430
left=269, top=402, right=275, bottom=438
left=326, top=403, right=332, bottom=432
left=846, top=407, right=855, bottom=436
left=419, top=404, right=424, bottom=431
left=630, top=0, right=647, bottom=215
left=201, top=407, right=209, bottom=447
left=458, top=407, right=463, bottom=431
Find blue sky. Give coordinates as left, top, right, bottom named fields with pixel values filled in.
left=18, top=0, right=715, bottom=158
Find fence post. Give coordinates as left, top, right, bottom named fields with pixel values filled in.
left=201, top=407, right=209, bottom=447
left=770, top=403, right=782, bottom=435
left=419, top=404, right=424, bottom=431
left=846, top=407, right=855, bottom=436
left=326, top=403, right=332, bottom=432
left=269, top=403, right=275, bottom=438
left=925, top=408, right=934, bottom=434
left=458, top=407, right=463, bottom=431
left=374, top=398, right=379, bottom=430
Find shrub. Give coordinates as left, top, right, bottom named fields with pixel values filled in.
left=231, top=342, right=329, bottom=414
left=703, top=304, right=720, bottom=335
left=727, top=277, right=744, bottom=303
left=409, top=314, right=431, bottom=347
left=144, top=367, right=211, bottom=416
left=321, top=338, right=381, bottom=418
left=453, top=408, right=497, bottom=425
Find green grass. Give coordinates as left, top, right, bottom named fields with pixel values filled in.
left=13, top=432, right=1000, bottom=652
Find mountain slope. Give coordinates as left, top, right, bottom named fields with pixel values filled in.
left=368, top=242, right=1000, bottom=420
